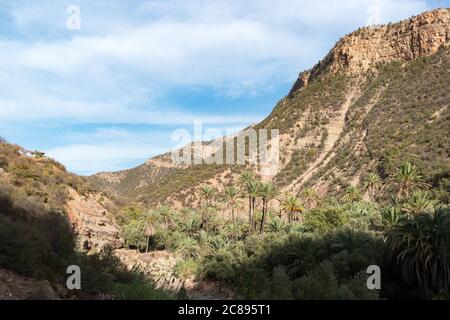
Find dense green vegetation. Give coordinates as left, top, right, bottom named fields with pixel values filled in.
left=118, top=162, right=450, bottom=300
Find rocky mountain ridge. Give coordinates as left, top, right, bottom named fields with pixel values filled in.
left=290, top=8, right=450, bottom=94
left=89, top=8, right=450, bottom=208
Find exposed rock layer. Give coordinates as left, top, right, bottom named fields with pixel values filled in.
left=290, top=8, right=450, bottom=94
left=65, top=188, right=124, bottom=252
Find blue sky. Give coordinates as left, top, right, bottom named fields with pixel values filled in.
left=0, top=0, right=448, bottom=175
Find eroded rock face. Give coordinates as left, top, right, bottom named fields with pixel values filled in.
left=291, top=8, right=450, bottom=94
left=64, top=188, right=124, bottom=252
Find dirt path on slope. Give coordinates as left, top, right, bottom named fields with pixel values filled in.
left=283, top=88, right=359, bottom=195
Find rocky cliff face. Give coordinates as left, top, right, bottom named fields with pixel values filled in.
left=290, top=8, right=450, bottom=94
left=65, top=188, right=124, bottom=252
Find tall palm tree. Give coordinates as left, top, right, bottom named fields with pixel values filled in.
left=224, top=186, right=240, bottom=224
left=200, top=185, right=215, bottom=229
left=388, top=208, right=450, bottom=298
left=158, top=205, right=173, bottom=229
left=138, top=211, right=156, bottom=253
left=363, top=173, right=382, bottom=201
left=239, top=170, right=255, bottom=184
left=240, top=171, right=257, bottom=231
left=282, top=196, right=304, bottom=225
left=342, top=186, right=362, bottom=203
left=258, top=182, right=278, bottom=234
left=248, top=181, right=260, bottom=231
left=393, top=162, right=429, bottom=199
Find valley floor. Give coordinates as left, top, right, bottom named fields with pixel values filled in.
left=115, top=249, right=236, bottom=300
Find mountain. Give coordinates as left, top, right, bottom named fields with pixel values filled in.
left=89, top=8, right=450, bottom=207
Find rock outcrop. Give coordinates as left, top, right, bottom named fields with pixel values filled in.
left=290, top=8, right=450, bottom=94
left=0, top=268, right=58, bottom=300
left=65, top=188, right=124, bottom=252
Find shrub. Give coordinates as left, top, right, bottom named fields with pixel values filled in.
left=292, top=261, right=379, bottom=299
left=303, top=206, right=348, bottom=233
left=0, top=155, right=8, bottom=169
left=113, top=270, right=174, bottom=300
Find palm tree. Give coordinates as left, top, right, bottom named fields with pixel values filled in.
left=342, top=186, right=362, bottom=203
left=393, top=162, right=429, bottom=199
left=138, top=211, right=157, bottom=253
left=223, top=223, right=241, bottom=241
left=248, top=181, right=260, bottom=231
left=176, top=237, right=199, bottom=259
left=282, top=195, right=304, bottom=225
left=182, top=217, right=202, bottom=237
left=200, top=185, right=215, bottom=229
left=158, top=205, right=173, bottom=229
left=363, top=173, right=382, bottom=201
left=381, top=206, right=404, bottom=230
left=267, top=216, right=287, bottom=233
left=401, top=190, right=438, bottom=216
left=258, top=182, right=278, bottom=234
left=224, top=186, right=240, bottom=224
left=240, top=171, right=257, bottom=232
left=239, top=170, right=255, bottom=185
left=388, top=208, right=450, bottom=298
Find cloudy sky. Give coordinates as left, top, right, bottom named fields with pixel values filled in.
left=0, top=0, right=447, bottom=175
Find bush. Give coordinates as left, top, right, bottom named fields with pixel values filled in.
left=174, top=259, right=198, bottom=281
left=292, top=261, right=379, bottom=299
left=113, top=270, right=174, bottom=300
left=303, top=206, right=348, bottom=233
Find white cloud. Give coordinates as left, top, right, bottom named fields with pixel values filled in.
left=1, top=0, right=431, bottom=124
left=44, top=127, right=171, bottom=174
left=0, top=94, right=261, bottom=125
left=1, top=0, right=435, bottom=174
left=46, top=144, right=165, bottom=175
left=0, top=0, right=426, bottom=123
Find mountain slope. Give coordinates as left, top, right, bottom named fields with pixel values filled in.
left=89, top=8, right=450, bottom=207
left=0, top=142, right=123, bottom=252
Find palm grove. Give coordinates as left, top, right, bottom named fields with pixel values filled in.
left=117, top=161, right=450, bottom=300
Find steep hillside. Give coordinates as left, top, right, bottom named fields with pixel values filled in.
left=0, top=142, right=123, bottom=252
left=0, top=141, right=176, bottom=300
left=89, top=8, right=450, bottom=207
